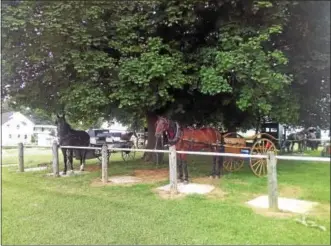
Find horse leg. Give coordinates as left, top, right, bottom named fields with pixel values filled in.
left=68, top=149, right=74, bottom=173
left=216, top=146, right=224, bottom=178
left=217, top=155, right=223, bottom=178
left=79, top=151, right=83, bottom=171
left=62, top=148, right=67, bottom=175
left=178, top=154, right=183, bottom=182
left=183, top=157, right=189, bottom=184
left=210, top=156, right=215, bottom=179
left=80, top=150, right=87, bottom=171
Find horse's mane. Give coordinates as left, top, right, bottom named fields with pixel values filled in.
left=64, top=121, right=73, bottom=131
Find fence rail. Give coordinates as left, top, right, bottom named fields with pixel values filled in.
left=6, top=141, right=331, bottom=212
left=60, top=145, right=102, bottom=150
left=2, top=145, right=53, bottom=148
left=276, top=156, right=330, bottom=162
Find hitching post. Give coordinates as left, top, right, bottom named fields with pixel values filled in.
left=169, top=145, right=178, bottom=194
left=52, top=140, right=60, bottom=177
left=102, top=143, right=109, bottom=184
left=18, top=142, right=24, bottom=172
left=267, top=151, right=278, bottom=211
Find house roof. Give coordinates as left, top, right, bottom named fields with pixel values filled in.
left=1, top=111, right=36, bottom=125
left=1, top=112, right=14, bottom=125
left=2, top=111, right=55, bottom=126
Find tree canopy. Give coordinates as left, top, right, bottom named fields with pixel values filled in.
left=2, top=0, right=330, bottom=132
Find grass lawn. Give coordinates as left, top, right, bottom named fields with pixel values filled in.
left=1, top=148, right=330, bottom=245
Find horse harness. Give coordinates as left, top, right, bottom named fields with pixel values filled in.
left=167, top=121, right=221, bottom=150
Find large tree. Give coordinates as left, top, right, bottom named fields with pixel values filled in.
left=275, top=1, right=330, bottom=129
left=3, top=0, right=328, bottom=160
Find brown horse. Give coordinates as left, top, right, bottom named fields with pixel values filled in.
left=155, top=116, right=223, bottom=183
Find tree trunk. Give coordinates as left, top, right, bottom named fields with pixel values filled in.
left=227, top=126, right=237, bottom=133
left=142, top=112, right=164, bottom=163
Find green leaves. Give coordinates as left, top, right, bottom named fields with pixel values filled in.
left=3, top=0, right=326, bottom=130
left=117, top=37, right=188, bottom=110
left=199, top=67, right=232, bottom=95
left=195, top=18, right=296, bottom=122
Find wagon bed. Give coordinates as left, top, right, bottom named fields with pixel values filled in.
left=222, top=132, right=278, bottom=177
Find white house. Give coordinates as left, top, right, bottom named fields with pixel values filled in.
left=1, top=112, right=57, bottom=146
left=1, top=112, right=35, bottom=145
left=33, top=124, right=57, bottom=146
left=101, top=120, right=128, bottom=132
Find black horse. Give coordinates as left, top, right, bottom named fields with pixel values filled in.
left=55, top=114, right=90, bottom=174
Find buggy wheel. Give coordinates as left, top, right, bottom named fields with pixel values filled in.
left=96, top=150, right=111, bottom=162
left=223, top=157, right=244, bottom=172
left=121, top=144, right=136, bottom=161
left=250, top=138, right=277, bottom=177
left=94, top=147, right=102, bottom=162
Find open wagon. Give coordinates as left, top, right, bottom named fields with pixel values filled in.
left=222, top=123, right=284, bottom=177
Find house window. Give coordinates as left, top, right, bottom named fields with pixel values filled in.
left=41, top=127, right=44, bottom=132
left=24, top=134, right=27, bottom=139
left=9, top=134, right=12, bottom=139
left=18, top=134, right=20, bottom=138
left=17, top=124, right=20, bottom=130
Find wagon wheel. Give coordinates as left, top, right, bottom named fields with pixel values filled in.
left=223, top=157, right=244, bottom=172
left=121, top=143, right=136, bottom=161
left=250, top=138, right=277, bottom=177
left=96, top=149, right=111, bottom=162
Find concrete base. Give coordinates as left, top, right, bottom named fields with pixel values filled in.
left=109, top=176, right=142, bottom=184
left=157, top=183, right=215, bottom=195
left=246, top=195, right=319, bottom=214
left=23, top=167, right=48, bottom=172
left=1, top=164, right=17, bottom=167
left=46, top=170, right=89, bottom=177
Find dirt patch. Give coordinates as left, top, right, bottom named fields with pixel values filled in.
left=84, top=165, right=101, bottom=172
left=153, top=189, right=187, bottom=200
left=90, top=178, right=139, bottom=187
left=37, top=163, right=50, bottom=167
left=192, top=176, right=222, bottom=185
left=250, top=207, right=296, bottom=218
left=153, top=185, right=227, bottom=200
left=250, top=203, right=330, bottom=219
left=309, top=203, right=331, bottom=219
left=279, top=185, right=303, bottom=198
left=153, top=176, right=227, bottom=200
left=191, top=177, right=228, bottom=199
left=206, top=187, right=228, bottom=199
left=133, top=168, right=169, bottom=183
left=90, top=168, right=168, bottom=188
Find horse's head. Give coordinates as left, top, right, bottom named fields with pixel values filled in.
left=55, top=113, right=70, bottom=136
left=155, top=116, right=170, bottom=137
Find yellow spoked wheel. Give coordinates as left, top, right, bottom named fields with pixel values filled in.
left=223, top=157, right=244, bottom=172
left=250, top=138, right=277, bottom=177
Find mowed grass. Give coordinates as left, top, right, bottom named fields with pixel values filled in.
left=1, top=148, right=330, bottom=245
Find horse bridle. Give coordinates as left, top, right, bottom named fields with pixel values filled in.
left=155, top=117, right=181, bottom=145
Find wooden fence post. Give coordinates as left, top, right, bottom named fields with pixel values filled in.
left=267, top=151, right=278, bottom=211
left=102, top=144, right=109, bottom=184
left=52, top=140, right=60, bottom=177
left=18, top=142, right=24, bottom=172
left=169, top=145, right=178, bottom=194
